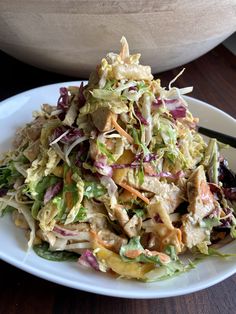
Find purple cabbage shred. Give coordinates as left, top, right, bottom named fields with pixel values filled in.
left=78, top=250, right=100, bottom=271
left=0, top=188, right=8, bottom=197
left=44, top=181, right=63, bottom=205
left=218, top=159, right=236, bottom=188
left=134, top=104, right=149, bottom=125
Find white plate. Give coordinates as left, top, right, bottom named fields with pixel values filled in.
left=0, top=82, right=235, bottom=299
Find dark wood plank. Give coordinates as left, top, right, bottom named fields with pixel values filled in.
left=156, top=45, right=236, bottom=117
left=0, top=260, right=236, bottom=314
left=0, top=44, right=236, bottom=314
left=1, top=45, right=236, bottom=118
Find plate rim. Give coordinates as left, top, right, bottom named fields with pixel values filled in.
left=0, top=81, right=235, bottom=299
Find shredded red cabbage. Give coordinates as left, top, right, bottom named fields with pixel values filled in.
left=135, top=152, right=157, bottom=163
left=52, top=126, right=65, bottom=141
left=78, top=250, right=100, bottom=271
left=223, top=187, right=236, bottom=201
left=152, top=98, right=186, bottom=119
left=44, top=181, right=63, bottom=205
left=128, top=86, right=138, bottom=91
left=219, top=160, right=236, bottom=188
left=111, top=163, right=139, bottom=169
left=152, top=98, right=162, bottom=108
left=209, top=183, right=223, bottom=199
left=164, top=99, right=186, bottom=119
left=78, top=82, right=86, bottom=108
left=134, top=104, right=149, bottom=125
left=94, top=161, right=113, bottom=177
left=53, top=225, right=80, bottom=237
left=215, top=207, right=233, bottom=229
left=170, top=106, right=186, bottom=119
left=154, top=214, right=163, bottom=223
left=0, top=188, right=8, bottom=197
left=57, top=87, right=69, bottom=111
left=147, top=171, right=184, bottom=180
left=62, top=128, right=84, bottom=143
left=112, top=153, right=157, bottom=169
left=51, top=127, right=84, bottom=144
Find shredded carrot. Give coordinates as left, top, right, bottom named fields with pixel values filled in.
left=144, top=249, right=171, bottom=263
left=65, top=169, right=73, bottom=184
left=155, top=252, right=170, bottom=263
left=90, top=230, right=114, bottom=250
left=124, top=249, right=143, bottom=259
left=65, top=193, right=73, bottom=210
left=119, top=181, right=150, bottom=204
left=111, top=117, right=133, bottom=144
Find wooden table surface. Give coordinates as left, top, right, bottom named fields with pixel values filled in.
left=0, top=45, right=236, bottom=314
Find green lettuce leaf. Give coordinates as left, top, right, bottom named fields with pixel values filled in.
left=207, top=247, right=236, bottom=257
left=84, top=181, right=106, bottom=199
left=131, top=128, right=149, bottom=156
left=120, top=237, right=162, bottom=264
left=164, top=245, right=178, bottom=261
left=194, top=246, right=236, bottom=258
left=30, top=176, right=60, bottom=219
left=200, top=217, right=221, bottom=229
left=119, top=238, right=190, bottom=281
left=230, top=225, right=236, bottom=238
left=133, top=209, right=145, bottom=218
left=97, top=141, right=115, bottom=162
left=0, top=205, right=15, bottom=217
left=33, top=242, right=80, bottom=261
left=202, top=139, right=219, bottom=184
left=53, top=194, right=66, bottom=221
left=0, top=166, right=11, bottom=188
left=64, top=173, right=84, bottom=224
left=143, top=260, right=196, bottom=282
left=0, top=162, right=22, bottom=188
left=73, top=206, right=87, bottom=222
left=35, top=176, right=60, bottom=200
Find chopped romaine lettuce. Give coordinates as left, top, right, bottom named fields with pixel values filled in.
left=33, top=242, right=80, bottom=261
left=97, top=141, right=115, bottom=163
left=84, top=181, right=106, bottom=199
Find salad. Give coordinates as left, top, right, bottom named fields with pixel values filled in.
left=0, top=37, right=236, bottom=282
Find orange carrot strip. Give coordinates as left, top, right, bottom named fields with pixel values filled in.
left=124, top=249, right=143, bottom=259
left=65, top=169, right=73, bottom=184
left=119, top=181, right=150, bottom=205
left=111, top=117, right=133, bottom=144
left=90, top=230, right=113, bottom=250
left=65, top=192, right=73, bottom=210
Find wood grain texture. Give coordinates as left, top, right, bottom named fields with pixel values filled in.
left=0, top=260, right=236, bottom=314
left=0, top=44, right=236, bottom=314
left=0, top=1, right=235, bottom=76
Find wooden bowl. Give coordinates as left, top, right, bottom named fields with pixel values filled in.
left=0, top=1, right=235, bottom=77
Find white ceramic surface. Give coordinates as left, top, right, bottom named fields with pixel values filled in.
left=0, top=82, right=235, bottom=299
